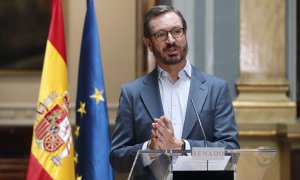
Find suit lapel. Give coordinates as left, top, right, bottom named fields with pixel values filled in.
left=182, top=68, right=208, bottom=139
left=140, top=69, right=164, bottom=120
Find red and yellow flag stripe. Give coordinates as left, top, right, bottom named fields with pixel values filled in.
left=26, top=0, right=75, bottom=179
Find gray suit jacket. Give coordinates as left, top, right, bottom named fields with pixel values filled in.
left=109, top=66, right=239, bottom=176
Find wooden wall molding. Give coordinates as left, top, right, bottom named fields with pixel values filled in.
left=0, top=103, right=119, bottom=126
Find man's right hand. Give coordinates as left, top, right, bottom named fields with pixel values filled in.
left=147, top=122, right=160, bottom=159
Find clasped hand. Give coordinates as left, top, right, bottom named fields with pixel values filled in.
left=148, top=116, right=183, bottom=151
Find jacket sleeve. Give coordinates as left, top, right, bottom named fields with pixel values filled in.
left=109, top=85, right=144, bottom=172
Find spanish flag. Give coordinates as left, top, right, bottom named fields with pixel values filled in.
left=26, top=0, right=75, bottom=179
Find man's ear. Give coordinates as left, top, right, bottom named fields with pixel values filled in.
left=143, top=37, right=153, bottom=52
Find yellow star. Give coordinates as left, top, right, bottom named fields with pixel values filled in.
left=77, top=101, right=86, bottom=118
left=76, top=175, right=82, bottom=180
left=90, top=88, right=105, bottom=104
left=75, top=126, right=80, bottom=138
left=74, top=152, right=78, bottom=164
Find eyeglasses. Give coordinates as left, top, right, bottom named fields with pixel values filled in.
left=151, top=28, right=184, bottom=42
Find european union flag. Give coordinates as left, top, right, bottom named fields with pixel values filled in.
left=75, top=0, right=114, bottom=179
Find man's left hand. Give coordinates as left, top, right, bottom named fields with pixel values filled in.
left=153, top=116, right=183, bottom=150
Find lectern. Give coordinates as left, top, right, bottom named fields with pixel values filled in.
left=128, top=148, right=276, bottom=180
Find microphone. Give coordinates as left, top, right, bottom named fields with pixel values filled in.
left=191, top=99, right=207, bottom=148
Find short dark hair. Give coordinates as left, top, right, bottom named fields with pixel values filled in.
left=143, top=5, right=187, bottom=38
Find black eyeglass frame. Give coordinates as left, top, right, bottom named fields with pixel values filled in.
left=151, top=28, right=185, bottom=42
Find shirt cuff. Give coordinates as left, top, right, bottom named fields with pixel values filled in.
left=182, top=139, right=191, bottom=156
left=141, top=141, right=156, bottom=166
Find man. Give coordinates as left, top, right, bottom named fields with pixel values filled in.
left=109, top=5, right=239, bottom=179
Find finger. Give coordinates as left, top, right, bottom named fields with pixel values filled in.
left=152, top=122, right=157, bottom=130
left=159, top=117, right=175, bottom=140
left=158, top=116, right=169, bottom=126
left=154, top=119, right=167, bottom=132
left=156, top=119, right=173, bottom=137
left=157, top=137, right=166, bottom=149
left=154, top=119, right=166, bottom=132
left=154, top=118, right=160, bottom=123
left=155, top=118, right=174, bottom=145
left=156, top=120, right=167, bottom=131
left=156, top=128, right=169, bottom=147
left=162, top=117, right=173, bottom=131
left=156, top=122, right=168, bottom=138
left=151, top=129, right=157, bottom=138
left=157, top=132, right=172, bottom=148
left=156, top=127, right=165, bottom=140
left=159, top=116, right=174, bottom=133
left=156, top=123, right=175, bottom=145
left=151, top=123, right=158, bottom=138
left=152, top=137, right=159, bottom=149
left=156, top=127, right=176, bottom=149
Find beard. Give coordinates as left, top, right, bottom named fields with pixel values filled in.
left=151, top=41, right=189, bottom=65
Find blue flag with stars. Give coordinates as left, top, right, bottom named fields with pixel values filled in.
left=75, top=0, right=114, bottom=179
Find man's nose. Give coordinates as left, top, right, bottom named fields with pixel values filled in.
left=165, top=32, right=175, bottom=43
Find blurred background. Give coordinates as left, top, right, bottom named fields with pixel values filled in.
left=0, top=0, right=299, bottom=179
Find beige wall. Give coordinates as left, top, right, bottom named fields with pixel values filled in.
left=0, top=0, right=136, bottom=125
left=65, top=0, right=136, bottom=123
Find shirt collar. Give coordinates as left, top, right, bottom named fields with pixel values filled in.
left=157, top=60, right=192, bottom=79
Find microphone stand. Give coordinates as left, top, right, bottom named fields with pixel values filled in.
left=191, top=99, right=208, bottom=171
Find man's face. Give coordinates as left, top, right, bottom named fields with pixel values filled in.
left=147, top=12, right=188, bottom=66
